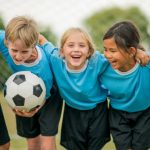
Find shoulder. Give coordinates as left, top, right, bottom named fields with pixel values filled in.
left=0, top=30, right=5, bottom=35
left=0, top=30, right=5, bottom=41
left=0, top=30, right=7, bottom=50
left=88, top=50, right=109, bottom=73
left=90, top=50, right=107, bottom=63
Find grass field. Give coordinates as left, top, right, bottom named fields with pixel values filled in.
left=0, top=92, right=116, bottom=150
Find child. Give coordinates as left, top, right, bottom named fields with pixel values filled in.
left=40, top=27, right=112, bottom=150
left=0, top=105, right=10, bottom=150
left=100, top=21, right=150, bottom=150
left=0, top=16, right=62, bottom=150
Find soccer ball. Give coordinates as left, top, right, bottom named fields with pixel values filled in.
left=4, top=71, right=46, bottom=112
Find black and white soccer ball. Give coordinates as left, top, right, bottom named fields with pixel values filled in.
left=4, top=71, right=46, bottom=112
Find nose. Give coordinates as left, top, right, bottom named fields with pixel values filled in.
left=73, top=46, right=80, bottom=53
left=15, top=52, right=22, bottom=61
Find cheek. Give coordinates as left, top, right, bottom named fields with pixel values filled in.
left=25, top=53, right=31, bottom=59
left=103, top=51, right=109, bottom=59
left=84, top=48, right=90, bottom=57
left=27, top=50, right=33, bottom=56
left=28, top=52, right=32, bottom=56
left=61, top=47, right=70, bottom=57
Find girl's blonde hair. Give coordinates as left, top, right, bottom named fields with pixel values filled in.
left=60, top=27, right=95, bottom=57
left=5, top=16, right=38, bottom=48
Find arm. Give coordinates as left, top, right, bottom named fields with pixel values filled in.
left=12, top=101, right=45, bottom=117
left=13, top=107, right=39, bottom=117
left=0, top=31, right=8, bottom=54
left=38, top=34, right=59, bottom=55
left=38, top=34, right=48, bottom=46
left=135, top=49, right=150, bottom=66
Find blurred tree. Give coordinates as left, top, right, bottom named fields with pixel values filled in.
left=0, top=16, right=5, bottom=29
left=39, top=26, right=57, bottom=45
left=0, top=15, right=12, bottom=90
left=84, top=6, right=150, bottom=52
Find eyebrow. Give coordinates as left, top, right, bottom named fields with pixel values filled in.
left=10, top=48, right=18, bottom=51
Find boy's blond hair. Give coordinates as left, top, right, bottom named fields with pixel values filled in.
left=5, top=16, right=38, bottom=48
left=60, top=27, right=95, bottom=57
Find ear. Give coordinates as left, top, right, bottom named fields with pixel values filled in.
left=129, top=47, right=137, bottom=57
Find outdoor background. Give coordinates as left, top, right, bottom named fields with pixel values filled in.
left=0, top=0, right=150, bottom=149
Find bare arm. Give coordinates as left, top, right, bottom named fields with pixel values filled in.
left=135, top=49, right=150, bottom=66
left=38, top=34, right=48, bottom=46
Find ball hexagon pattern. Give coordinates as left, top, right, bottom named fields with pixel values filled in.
left=4, top=71, right=46, bottom=112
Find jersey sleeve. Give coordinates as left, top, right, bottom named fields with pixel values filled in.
left=95, top=51, right=109, bottom=74
left=0, top=30, right=9, bottom=58
left=40, top=42, right=58, bottom=55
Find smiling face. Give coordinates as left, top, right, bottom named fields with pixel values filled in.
left=5, top=16, right=39, bottom=65
left=7, top=39, right=35, bottom=65
left=103, top=37, right=136, bottom=72
left=61, top=32, right=91, bottom=70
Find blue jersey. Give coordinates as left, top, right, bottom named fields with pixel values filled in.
left=100, top=62, right=150, bottom=112
left=0, top=30, right=54, bottom=99
left=42, top=42, right=109, bottom=110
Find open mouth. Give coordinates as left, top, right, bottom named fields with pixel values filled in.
left=109, top=60, right=117, bottom=67
left=71, top=55, right=81, bottom=61
left=13, top=58, right=24, bottom=65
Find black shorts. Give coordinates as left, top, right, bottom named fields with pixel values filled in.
left=0, top=105, right=10, bottom=145
left=109, top=106, right=150, bottom=150
left=16, top=85, right=63, bottom=138
left=61, top=100, right=110, bottom=150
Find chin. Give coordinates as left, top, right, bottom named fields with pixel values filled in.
left=111, top=65, right=118, bottom=70
left=15, top=63, right=22, bottom=65
left=13, top=61, right=22, bottom=65
left=73, top=64, right=81, bottom=68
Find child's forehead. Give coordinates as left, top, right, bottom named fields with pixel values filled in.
left=13, top=39, right=24, bottom=44
left=8, top=39, right=30, bottom=49
left=66, top=32, right=87, bottom=42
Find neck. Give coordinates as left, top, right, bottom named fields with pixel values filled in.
left=120, top=59, right=136, bottom=72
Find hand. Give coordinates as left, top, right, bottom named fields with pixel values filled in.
left=135, top=49, right=150, bottom=66
left=12, top=106, right=41, bottom=117
left=38, top=34, right=48, bottom=45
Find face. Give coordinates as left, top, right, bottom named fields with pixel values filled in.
left=7, top=39, right=34, bottom=65
left=61, top=32, right=90, bottom=70
left=103, top=38, right=136, bottom=72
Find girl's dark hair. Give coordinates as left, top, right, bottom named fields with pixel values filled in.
left=103, top=21, right=143, bottom=51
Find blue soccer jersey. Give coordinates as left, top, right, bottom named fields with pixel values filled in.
left=100, top=62, right=150, bottom=112
left=0, top=30, right=54, bottom=99
left=42, top=42, right=109, bottom=110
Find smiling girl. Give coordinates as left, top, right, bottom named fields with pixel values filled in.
left=101, top=21, right=150, bottom=150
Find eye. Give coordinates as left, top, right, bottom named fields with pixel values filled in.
left=104, top=47, right=107, bottom=51
left=22, top=51, right=29, bottom=54
left=110, top=49, right=117, bottom=53
left=10, top=49, right=18, bottom=53
left=68, top=44, right=74, bottom=48
left=80, top=44, right=86, bottom=47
